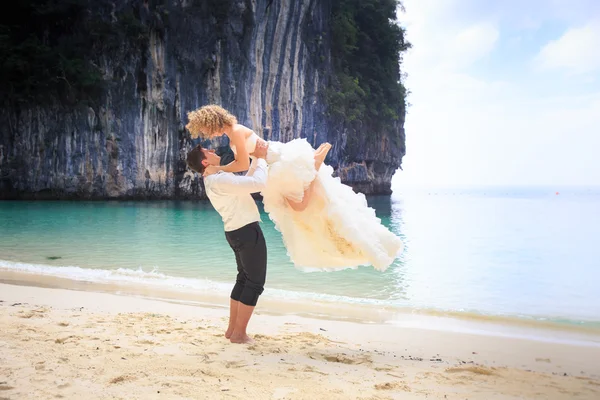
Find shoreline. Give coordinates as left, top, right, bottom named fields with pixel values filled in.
left=2, top=269, right=600, bottom=348
left=1, top=282, right=599, bottom=399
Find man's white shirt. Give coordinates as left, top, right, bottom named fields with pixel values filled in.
left=203, top=158, right=268, bottom=232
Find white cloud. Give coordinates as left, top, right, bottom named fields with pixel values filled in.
left=393, top=1, right=600, bottom=188
left=395, top=87, right=600, bottom=187
left=401, top=2, right=499, bottom=73
left=534, top=20, right=600, bottom=74
left=447, top=23, right=499, bottom=69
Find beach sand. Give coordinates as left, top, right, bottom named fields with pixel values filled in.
left=1, top=282, right=599, bottom=400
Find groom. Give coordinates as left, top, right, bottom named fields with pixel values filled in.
left=186, top=141, right=331, bottom=344
left=186, top=141, right=269, bottom=344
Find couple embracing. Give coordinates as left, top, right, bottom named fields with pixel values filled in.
left=185, top=105, right=404, bottom=344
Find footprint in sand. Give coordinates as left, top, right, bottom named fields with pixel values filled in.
left=302, top=365, right=328, bottom=376
left=188, top=353, right=211, bottom=362
left=248, top=343, right=287, bottom=354
left=55, top=336, right=80, bottom=344
left=136, top=340, right=156, bottom=345
left=308, top=352, right=372, bottom=365
left=374, top=381, right=411, bottom=392
left=288, top=365, right=327, bottom=376
left=445, top=366, right=497, bottom=376
left=17, top=308, right=47, bottom=319
left=197, top=368, right=220, bottom=378
left=225, top=360, right=248, bottom=369
left=374, top=366, right=396, bottom=372
left=253, top=334, right=274, bottom=341
left=109, top=375, right=137, bottom=385
left=280, top=332, right=331, bottom=344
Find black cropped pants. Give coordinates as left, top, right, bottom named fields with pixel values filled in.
left=224, top=222, right=267, bottom=307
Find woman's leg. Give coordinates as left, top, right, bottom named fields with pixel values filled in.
left=285, top=143, right=331, bottom=212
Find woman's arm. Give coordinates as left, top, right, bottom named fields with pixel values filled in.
left=215, top=128, right=251, bottom=173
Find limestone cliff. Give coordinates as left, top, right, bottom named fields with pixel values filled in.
left=0, top=0, right=407, bottom=200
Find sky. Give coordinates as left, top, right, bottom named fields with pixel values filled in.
left=391, top=0, right=600, bottom=187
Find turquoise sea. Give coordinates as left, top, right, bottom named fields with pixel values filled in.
left=1, top=185, right=599, bottom=328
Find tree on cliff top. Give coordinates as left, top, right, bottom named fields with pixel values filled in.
left=0, top=0, right=149, bottom=106
left=328, top=0, right=411, bottom=155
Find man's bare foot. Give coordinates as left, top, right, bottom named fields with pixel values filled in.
left=229, top=332, right=254, bottom=344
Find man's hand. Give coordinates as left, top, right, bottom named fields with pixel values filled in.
left=253, top=140, right=268, bottom=159
left=314, top=142, right=332, bottom=171
left=203, top=165, right=219, bottom=177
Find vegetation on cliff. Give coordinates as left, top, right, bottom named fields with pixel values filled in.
left=1, top=0, right=411, bottom=146
left=327, top=0, right=411, bottom=157
left=0, top=0, right=222, bottom=106
left=0, top=0, right=149, bottom=106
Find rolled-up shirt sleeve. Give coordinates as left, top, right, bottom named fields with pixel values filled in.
left=210, top=158, right=267, bottom=195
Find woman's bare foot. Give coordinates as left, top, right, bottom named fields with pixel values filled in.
left=314, top=142, right=332, bottom=170
left=225, top=328, right=234, bottom=339
left=229, top=332, right=254, bottom=344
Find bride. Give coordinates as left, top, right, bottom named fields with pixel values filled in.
left=186, top=104, right=404, bottom=272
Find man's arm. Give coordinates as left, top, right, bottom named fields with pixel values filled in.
left=210, top=158, right=268, bottom=195
left=245, top=157, right=260, bottom=177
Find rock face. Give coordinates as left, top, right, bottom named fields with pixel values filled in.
left=0, top=0, right=405, bottom=200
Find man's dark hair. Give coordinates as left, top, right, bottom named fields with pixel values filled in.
left=186, top=145, right=207, bottom=174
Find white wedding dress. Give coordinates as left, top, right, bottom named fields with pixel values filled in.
left=232, top=131, right=404, bottom=272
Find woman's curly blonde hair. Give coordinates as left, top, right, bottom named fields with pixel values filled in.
left=185, top=104, right=238, bottom=139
